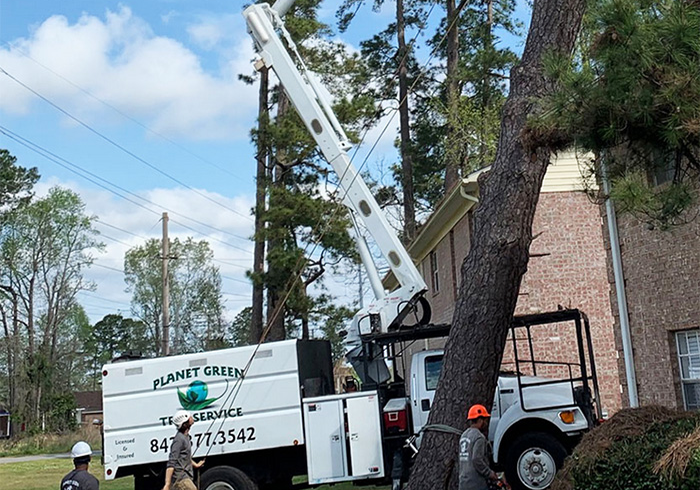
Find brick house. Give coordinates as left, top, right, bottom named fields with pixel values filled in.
left=385, top=151, right=623, bottom=415
left=603, top=179, right=700, bottom=410
left=74, top=390, right=103, bottom=426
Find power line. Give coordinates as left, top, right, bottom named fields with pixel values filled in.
left=92, top=262, right=126, bottom=274
left=219, top=273, right=251, bottom=285
left=2, top=40, right=242, bottom=180
left=96, top=220, right=149, bottom=240
left=0, top=125, right=253, bottom=243
left=211, top=258, right=250, bottom=271
left=78, top=291, right=131, bottom=307
left=99, top=232, right=134, bottom=248
left=0, top=65, right=254, bottom=223
left=0, top=126, right=254, bottom=255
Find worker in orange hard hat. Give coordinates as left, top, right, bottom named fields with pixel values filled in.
left=459, top=404, right=499, bottom=490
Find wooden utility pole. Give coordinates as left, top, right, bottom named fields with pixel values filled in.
left=161, top=212, right=170, bottom=356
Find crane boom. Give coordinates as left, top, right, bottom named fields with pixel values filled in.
left=243, top=2, right=429, bottom=348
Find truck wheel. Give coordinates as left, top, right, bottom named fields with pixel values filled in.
left=201, top=466, right=258, bottom=490
left=504, top=432, right=566, bottom=490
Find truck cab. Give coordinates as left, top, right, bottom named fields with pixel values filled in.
left=393, top=309, right=601, bottom=490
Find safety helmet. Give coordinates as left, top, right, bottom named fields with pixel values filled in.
left=467, top=404, right=491, bottom=420
left=172, top=410, right=192, bottom=429
left=70, top=441, right=92, bottom=458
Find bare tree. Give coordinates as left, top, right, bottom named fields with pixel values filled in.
left=406, top=0, right=587, bottom=487
left=397, top=0, right=416, bottom=242
left=250, top=66, right=269, bottom=345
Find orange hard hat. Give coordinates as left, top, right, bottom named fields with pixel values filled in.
left=467, top=404, right=491, bottom=420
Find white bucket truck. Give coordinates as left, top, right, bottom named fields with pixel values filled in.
left=102, top=310, right=601, bottom=490
left=102, top=1, right=603, bottom=489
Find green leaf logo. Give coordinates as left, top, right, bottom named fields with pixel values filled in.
left=177, top=380, right=221, bottom=410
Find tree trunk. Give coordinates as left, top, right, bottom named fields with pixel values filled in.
left=444, top=0, right=461, bottom=192
left=479, top=0, right=494, bottom=167
left=397, top=0, right=416, bottom=242
left=265, top=89, right=291, bottom=342
left=405, top=0, right=586, bottom=487
left=250, top=66, right=269, bottom=345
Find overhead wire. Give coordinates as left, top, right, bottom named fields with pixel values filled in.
left=0, top=126, right=254, bottom=255
left=1, top=40, right=242, bottom=180
left=0, top=130, right=253, bottom=316
left=197, top=1, right=450, bottom=453
left=256, top=0, right=448, bottom=331
left=0, top=66, right=254, bottom=223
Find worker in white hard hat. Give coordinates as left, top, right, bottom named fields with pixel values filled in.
left=163, top=410, right=205, bottom=490
left=61, top=441, right=99, bottom=490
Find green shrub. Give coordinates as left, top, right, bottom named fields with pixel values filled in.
left=0, top=426, right=102, bottom=457
left=553, top=407, right=700, bottom=490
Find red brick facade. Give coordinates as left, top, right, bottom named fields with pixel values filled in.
left=603, top=196, right=700, bottom=410
left=412, top=190, right=622, bottom=415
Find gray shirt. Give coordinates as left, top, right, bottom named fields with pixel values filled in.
left=458, top=427, right=491, bottom=490
left=167, top=431, right=194, bottom=482
left=61, top=469, right=99, bottom=490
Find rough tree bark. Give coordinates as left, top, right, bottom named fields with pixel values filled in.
left=444, top=0, right=461, bottom=192
left=397, top=0, right=416, bottom=242
left=265, top=89, right=291, bottom=342
left=250, top=66, right=269, bottom=345
left=405, top=0, right=586, bottom=487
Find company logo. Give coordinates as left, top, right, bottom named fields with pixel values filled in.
left=177, top=380, right=224, bottom=410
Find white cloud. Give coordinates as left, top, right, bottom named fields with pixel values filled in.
left=34, top=178, right=254, bottom=323
left=186, top=14, right=242, bottom=51
left=0, top=6, right=258, bottom=140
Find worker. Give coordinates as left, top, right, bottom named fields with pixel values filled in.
left=162, top=410, right=206, bottom=490
left=61, top=441, right=99, bottom=490
left=459, top=404, right=499, bottom=490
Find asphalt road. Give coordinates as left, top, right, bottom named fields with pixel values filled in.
left=0, top=451, right=100, bottom=464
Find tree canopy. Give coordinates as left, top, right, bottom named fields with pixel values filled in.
left=124, top=237, right=225, bottom=355
left=538, top=0, right=700, bottom=227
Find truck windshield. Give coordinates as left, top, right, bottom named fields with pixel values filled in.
left=425, top=355, right=443, bottom=390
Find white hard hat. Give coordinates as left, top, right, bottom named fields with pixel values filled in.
left=71, top=441, right=92, bottom=458
left=172, top=410, right=192, bottom=429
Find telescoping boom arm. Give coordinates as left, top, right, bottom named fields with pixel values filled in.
left=243, top=1, right=430, bottom=346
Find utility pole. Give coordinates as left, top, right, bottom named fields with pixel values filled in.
left=161, top=212, right=170, bottom=356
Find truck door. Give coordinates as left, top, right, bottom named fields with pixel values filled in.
left=411, top=353, right=442, bottom=435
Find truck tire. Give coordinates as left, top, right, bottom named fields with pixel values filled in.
left=201, top=466, right=258, bottom=490
left=504, top=432, right=566, bottom=490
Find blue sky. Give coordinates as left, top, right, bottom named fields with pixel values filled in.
left=0, top=0, right=528, bottom=325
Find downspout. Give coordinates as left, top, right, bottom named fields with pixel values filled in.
left=602, top=160, right=639, bottom=408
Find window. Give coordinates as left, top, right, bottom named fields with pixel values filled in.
left=425, top=355, right=443, bottom=391
left=676, top=330, right=700, bottom=410
left=652, top=149, right=676, bottom=186
left=429, top=251, right=439, bottom=293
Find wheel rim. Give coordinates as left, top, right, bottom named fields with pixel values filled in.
left=517, top=447, right=556, bottom=489
left=204, top=483, right=236, bottom=490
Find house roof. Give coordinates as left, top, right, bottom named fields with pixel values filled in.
left=382, top=150, right=594, bottom=289
left=74, top=391, right=103, bottom=412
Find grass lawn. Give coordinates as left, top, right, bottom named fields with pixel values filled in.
left=0, top=459, right=133, bottom=490
left=0, top=459, right=390, bottom=490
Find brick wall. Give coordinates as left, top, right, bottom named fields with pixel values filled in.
left=412, top=191, right=622, bottom=414
left=603, top=192, right=700, bottom=410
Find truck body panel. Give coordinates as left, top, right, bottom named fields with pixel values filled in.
left=303, top=392, right=385, bottom=484
left=102, top=340, right=334, bottom=479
